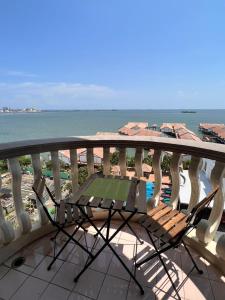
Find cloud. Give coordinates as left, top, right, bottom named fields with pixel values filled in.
left=176, top=89, right=199, bottom=98
left=0, top=70, right=37, bottom=78
left=0, top=81, right=120, bottom=109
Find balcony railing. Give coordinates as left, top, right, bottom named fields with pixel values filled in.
left=0, top=135, right=225, bottom=274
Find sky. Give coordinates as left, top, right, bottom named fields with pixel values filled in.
left=0, top=0, right=225, bottom=109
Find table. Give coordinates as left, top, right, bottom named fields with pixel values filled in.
left=69, top=173, right=147, bottom=294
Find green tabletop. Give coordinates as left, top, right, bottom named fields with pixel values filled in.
left=82, top=177, right=131, bottom=201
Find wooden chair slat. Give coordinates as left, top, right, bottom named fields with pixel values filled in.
left=78, top=195, right=91, bottom=206
left=149, top=210, right=179, bottom=231
left=152, top=206, right=172, bottom=221
left=136, top=180, right=147, bottom=214
left=65, top=204, right=73, bottom=223
left=142, top=218, right=153, bottom=228
left=113, top=200, right=124, bottom=210
left=101, top=199, right=113, bottom=209
left=72, top=206, right=80, bottom=220
left=164, top=219, right=188, bottom=241
left=58, top=200, right=65, bottom=225
left=125, top=178, right=138, bottom=212
left=153, top=212, right=186, bottom=238
left=86, top=206, right=93, bottom=218
left=138, top=215, right=148, bottom=224
left=89, top=197, right=102, bottom=208
left=148, top=202, right=167, bottom=217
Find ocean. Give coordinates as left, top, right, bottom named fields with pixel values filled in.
left=0, top=109, right=225, bottom=143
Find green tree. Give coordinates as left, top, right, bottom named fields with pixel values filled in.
left=63, top=182, right=73, bottom=194
left=45, top=160, right=53, bottom=170
left=110, top=151, right=119, bottom=165
left=127, top=157, right=135, bottom=168
left=78, top=166, right=88, bottom=185
left=143, top=155, right=152, bottom=166
left=0, top=160, right=8, bottom=173
left=183, top=159, right=191, bottom=170
left=19, top=156, right=31, bottom=167
left=161, top=155, right=172, bottom=175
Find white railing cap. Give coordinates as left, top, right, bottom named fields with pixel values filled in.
left=0, top=135, right=225, bottom=162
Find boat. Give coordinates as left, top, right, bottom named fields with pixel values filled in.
left=181, top=110, right=197, bottom=113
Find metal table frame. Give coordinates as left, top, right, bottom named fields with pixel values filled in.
left=69, top=174, right=147, bottom=295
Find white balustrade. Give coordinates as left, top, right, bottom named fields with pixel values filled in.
left=103, top=147, right=110, bottom=176
left=169, top=153, right=182, bottom=209
left=87, top=148, right=94, bottom=176
left=8, top=158, right=32, bottom=234
left=0, top=172, right=15, bottom=244
left=151, top=150, right=163, bottom=208
left=31, top=153, right=48, bottom=225
left=70, top=149, right=79, bottom=199
left=0, top=136, right=225, bottom=272
left=187, top=156, right=202, bottom=213
left=119, top=147, right=126, bottom=176
left=51, top=151, right=62, bottom=202
left=196, top=161, right=225, bottom=243
left=135, top=147, right=143, bottom=178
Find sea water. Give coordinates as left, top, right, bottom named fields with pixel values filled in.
left=0, top=109, right=225, bottom=143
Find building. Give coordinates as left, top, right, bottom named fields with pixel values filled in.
left=160, top=123, right=186, bottom=135
left=118, top=122, right=162, bottom=137
left=59, top=147, right=116, bottom=166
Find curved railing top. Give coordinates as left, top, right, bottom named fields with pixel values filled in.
left=1, top=135, right=225, bottom=162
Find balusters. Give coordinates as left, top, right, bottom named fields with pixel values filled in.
left=196, top=161, right=225, bottom=243
left=103, top=147, right=110, bottom=176
left=31, top=154, right=48, bottom=225
left=186, top=156, right=202, bottom=213
left=119, top=147, right=126, bottom=177
left=151, top=150, right=163, bottom=208
left=87, top=148, right=94, bottom=176
left=0, top=172, right=15, bottom=243
left=135, top=147, right=143, bottom=178
left=169, top=152, right=182, bottom=209
left=70, top=149, right=79, bottom=200
left=51, top=151, right=62, bottom=202
left=8, top=158, right=32, bottom=234
left=216, top=233, right=225, bottom=262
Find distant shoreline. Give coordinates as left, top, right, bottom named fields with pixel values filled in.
left=0, top=109, right=224, bottom=113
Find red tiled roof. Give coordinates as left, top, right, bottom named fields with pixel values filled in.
left=132, top=129, right=162, bottom=137
left=59, top=147, right=116, bottom=160
left=160, top=123, right=186, bottom=131
left=175, top=127, right=201, bottom=141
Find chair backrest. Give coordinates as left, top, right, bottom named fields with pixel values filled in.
left=32, top=176, right=55, bottom=225
left=186, top=186, right=219, bottom=226
left=32, top=176, right=81, bottom=225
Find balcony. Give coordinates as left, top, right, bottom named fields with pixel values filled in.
left=0, top=135, right=225, bottom=299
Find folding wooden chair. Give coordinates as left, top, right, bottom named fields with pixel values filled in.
left=32, top=176, right=94, bottom=270
left=136, top=187, right=219, bottom=299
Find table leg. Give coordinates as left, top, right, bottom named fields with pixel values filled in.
left=118, top=211, right=143, bottom=244
left=74, top=207, right=144, bottom=295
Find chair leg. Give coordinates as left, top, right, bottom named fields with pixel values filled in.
left=138, top=231, right=181, bottom=300
left=47, top=222, right=92, bottom=271
left=50, top=229, right=60, bottom=241
left=157, top=250, right=181, bottom=300
left=80, top=223, right=88, bottom=232
left=182, top=241, right=203, bottom=274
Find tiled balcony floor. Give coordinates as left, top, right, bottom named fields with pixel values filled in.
left=0, top=221, right=225, bottom=300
